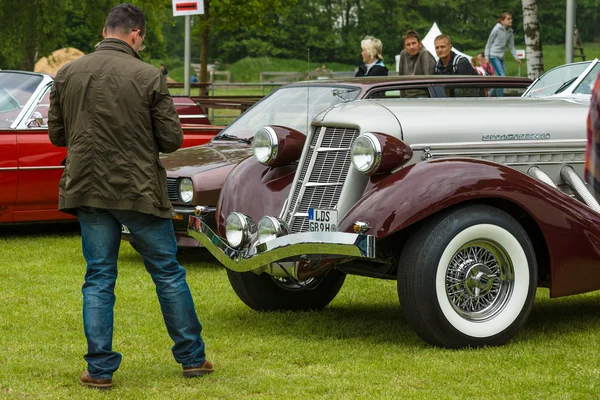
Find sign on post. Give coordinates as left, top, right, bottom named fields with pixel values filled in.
left=172, top=0, right=204, bottom=16
left=516, top=49, right=526, bottom=60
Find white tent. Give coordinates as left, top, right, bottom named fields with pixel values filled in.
left=395, top=22, right=472, bottom=72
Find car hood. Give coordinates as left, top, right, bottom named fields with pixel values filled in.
left=162, top=140, right=253, bottom=177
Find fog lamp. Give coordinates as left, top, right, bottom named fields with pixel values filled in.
left=258, top=216, right=290, bottom=243
left=225, top=212, right=257, bottom=249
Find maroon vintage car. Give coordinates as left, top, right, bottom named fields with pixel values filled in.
left=153, top=75, right=532, bottom=248
left=188, top=95, right=598, bottom=349
left=0, top=70, right=222, bottom=224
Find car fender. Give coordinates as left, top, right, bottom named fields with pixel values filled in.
left=339, top=158, right=600, bottom=297
left=217, top=157, right=296, bottom=236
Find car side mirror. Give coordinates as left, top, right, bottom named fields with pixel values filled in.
left=27, top=111, right=44, bottom=128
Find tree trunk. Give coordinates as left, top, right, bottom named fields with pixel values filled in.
left=20, top=9, right=39, bottom=71
left=521, top=0, right=544, bottom=79
left=199, top=0, right=210, bottom=96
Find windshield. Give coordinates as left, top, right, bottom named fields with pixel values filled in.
left=573, top=63, right=600, bottom=95
left=523, top=62, right=592, bottom=97
left=0, top=72, right=43, bottom=127
left=214, top=86, right=361, bottom=140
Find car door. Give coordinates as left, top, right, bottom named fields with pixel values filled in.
left=15, top=84, right=71, bottom=222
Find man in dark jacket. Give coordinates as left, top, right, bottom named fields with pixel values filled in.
left=48, top=3, right=212, bottom=389
left=433, top=34, right=478, bottom=76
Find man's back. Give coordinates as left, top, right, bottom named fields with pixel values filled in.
left=49, top=38, right=183, bottom=218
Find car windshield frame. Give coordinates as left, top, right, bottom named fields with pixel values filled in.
left=0, top=71, right=44, bottom=128
left=523, top=60, right=598, bottom=98
left=573, top=62, right=600, bottom=95
left=213, top=84, right=362, bottom=141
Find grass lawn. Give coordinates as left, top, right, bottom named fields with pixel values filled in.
left=0, top=225, right=599, bottom=399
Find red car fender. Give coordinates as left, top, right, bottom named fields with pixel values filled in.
left=339, top=158, right=600, bottom=298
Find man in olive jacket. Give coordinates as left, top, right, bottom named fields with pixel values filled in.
left=48, top=3, right=212, bottom=390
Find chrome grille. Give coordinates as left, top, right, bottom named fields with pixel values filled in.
left=285, top=126, right=360, bottom=233
left=166, top=178, right=179, bottom=202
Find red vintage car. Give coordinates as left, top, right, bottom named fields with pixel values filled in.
left=0, top=70, right=222, bottom=224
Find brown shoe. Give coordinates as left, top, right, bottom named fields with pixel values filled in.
left=183, top=360, right=214, bottom=378
left=79, top=370, right=112, bottom=390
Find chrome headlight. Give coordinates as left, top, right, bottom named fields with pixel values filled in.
left=179, top=178, right=193, bottom=203
left=257, top=216, right=289, bottom=243
left=253, top=126, right=278, bottom=165
left=225, top=212, right=257, bottom=249
left=351, top=133, right=382, bottom=174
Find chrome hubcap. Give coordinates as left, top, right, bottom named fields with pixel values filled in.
left=445, top=240, right=514, bottom=321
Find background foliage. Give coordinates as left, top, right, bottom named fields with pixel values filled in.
left=0, top=0, right=598, bottom=70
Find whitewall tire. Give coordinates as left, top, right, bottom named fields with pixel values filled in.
left=397, top=205, right=537, bottom=348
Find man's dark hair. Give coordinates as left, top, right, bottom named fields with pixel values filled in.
left=402, top=30, right=421, bottom=44
left=105, top=3, right=146, bottom=37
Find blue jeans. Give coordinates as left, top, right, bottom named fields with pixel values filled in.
left=76, top=207, right=206, bottom=379
left=489, top=57, right=506, bottom=97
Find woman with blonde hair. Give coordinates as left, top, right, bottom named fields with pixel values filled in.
left=355, top=35, right=388, bottom=77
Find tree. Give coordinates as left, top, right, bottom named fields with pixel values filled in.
left=522, top=0, right=544, bottom=79
left=192, top=0, right=298, bottom=83
left=0, top=0, right=70, bottom=70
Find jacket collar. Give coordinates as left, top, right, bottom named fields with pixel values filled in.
left=95, top=38, right=143, bottom=61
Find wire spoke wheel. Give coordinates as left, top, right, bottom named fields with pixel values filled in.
left=445, top=240, right=514, bottom=322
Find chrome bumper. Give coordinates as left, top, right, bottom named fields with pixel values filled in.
left=187, top=216, right=376, bottom=272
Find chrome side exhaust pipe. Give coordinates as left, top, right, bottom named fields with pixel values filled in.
left=561, top=165, right=600, bottom=212
left=528, top=166, right=557, bottom=188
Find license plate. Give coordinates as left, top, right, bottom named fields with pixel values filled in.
left=308, top=208, right=338, bottom=232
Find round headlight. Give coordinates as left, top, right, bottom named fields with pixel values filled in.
left=179, top=178, right=193, bottom=203
left=253, top=126, right=278, bottom=165
left=225, top=212, right=257, bottom=249
left=258, top=216, right=289, bottom=243
left=351, top=133, right=381, bottom=174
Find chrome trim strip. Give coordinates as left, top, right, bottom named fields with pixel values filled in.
left=304, top=182, right=344, bottom=187
left=0, top=167, right=18, bottom=171
left=188, top=216, right=376, bottom=272
left=411, top=139, right=586, bottom=151
left=173, top=206, right=216, bottom=215
left=18, top=166, right=64, bottom=170
left=14, top=76, right=54, bottom=129
left=178, top=114, right=208, bottom=119
left=317, top=147, right=352, bottom=152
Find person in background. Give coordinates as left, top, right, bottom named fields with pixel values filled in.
left=471, top=56, right=486, bottom=76
left=48, top=3, right=213, bottom=390
left=477, top=52, right=495, bottom=76
left=433, top=34, right=477, bottom=75
left=484, top=12, right=521, bottom=95
left=160, top=63, right=168, bottom=77
left=398, top=30, right=435, bottom=76
left=585, top=72, right=600, bottom=201
left=190, top=73, right=199, bottom=83
left=355, top=35, right=388, bottom=77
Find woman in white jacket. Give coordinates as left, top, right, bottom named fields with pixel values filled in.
left=484, top=12, right=521, bottom=96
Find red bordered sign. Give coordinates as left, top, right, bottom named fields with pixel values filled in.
left=172, top=0, right=204, bottom=16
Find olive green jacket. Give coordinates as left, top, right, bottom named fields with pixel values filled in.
left=48, top=39, right=182, bottom=218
